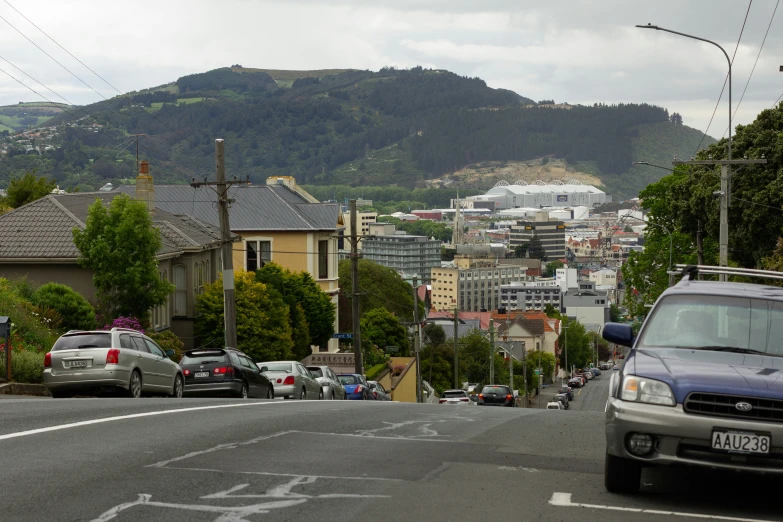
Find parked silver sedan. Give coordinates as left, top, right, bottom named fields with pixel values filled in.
left=43, top=328, right=184, bottom=398
left=306, top=365, right=346, bottom=400
left=257, top=361, right=322, bottom=400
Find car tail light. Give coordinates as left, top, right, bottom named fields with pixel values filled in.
left=439, top=399, right=447, bottom=403
left=276, top=378, right=282, bottom=383
left=478, top=394, right=483, bottom=399
left=283, top=376, right=295, bottom=385
left=183, top=369, right=191, bottom=376
left=374, top=391, right=378, bottom=397
left=460, top=398, right=469, bottom=402
left=44, top=352, right=51, bottom=368
left=506, top=394, right=513, bottom=400
left=106, top=349, right=120, bottom=365
left=213, top=367, right=234, bottom=375
left=356, top=385, right=363, bottom=393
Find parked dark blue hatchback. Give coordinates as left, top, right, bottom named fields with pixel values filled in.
left=602, top=265, right=783, bottom=494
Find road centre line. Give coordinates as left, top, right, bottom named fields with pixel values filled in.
left=0, top=400, right=312, bottom=442
left=549, top=492, right=776, bottom=522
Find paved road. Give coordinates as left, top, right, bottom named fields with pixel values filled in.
left=0, top=382, right=780, bottom=522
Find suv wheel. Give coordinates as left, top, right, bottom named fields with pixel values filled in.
left=604, top=452, right=641, bottom=493
left=299, top=388, right=307, bottom=400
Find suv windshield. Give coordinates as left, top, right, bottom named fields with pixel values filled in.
left=52, top=333, right=111, bottom=351
left=639, top=294, right=783, bottom=356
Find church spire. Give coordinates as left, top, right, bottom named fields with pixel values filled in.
left=452, top=189, right=464, bottom=245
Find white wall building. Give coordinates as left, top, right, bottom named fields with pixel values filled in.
left=466, top=180, right=610, bottom=210
left=555, top=268, right=578, bottom=293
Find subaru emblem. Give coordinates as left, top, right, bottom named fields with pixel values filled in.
left=735, top=401, right=753, bottom=412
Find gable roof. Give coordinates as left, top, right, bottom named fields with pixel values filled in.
left=115, top=184, right=340, bottom=232
left=0, top=193, right=223, bottom=260
left=497, top=316, right=546, bottom=337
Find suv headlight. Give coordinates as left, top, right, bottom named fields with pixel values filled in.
left=621, top=375, right=675, bottom=406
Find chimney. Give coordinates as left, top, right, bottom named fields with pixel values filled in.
left=136, top=161, right=155, bottom=215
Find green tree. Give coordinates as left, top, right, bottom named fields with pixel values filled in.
left=623, top=225, right=634, bottom=233
left=255, top=263, right=335, bottom=351
left=525, top=350, right=556, bottom=384
left=72, top=195, right=174, bottom=323
left=559, top=317, right=591, bottom=372
left=527, top=234, right=546, bottom=260
left=338, top=259, right=419, bottom=329
left=196, top=271, right=294, bottom=361
left=543, top=260, right=565, bottom=278
left=513, top=243, right=528, bottom=259
left=31, top=283, right=96, bottom=331
left=423, top=323, right=446, bottom=346
left=3, top=172, right=55, bottom=208
left=361, top=307, right=409, bottom=354
left=543, top=303, right=560, bottom=317
left=609, top=303, right=622, bottom=322
left=421, top=344, right=454, bottom=396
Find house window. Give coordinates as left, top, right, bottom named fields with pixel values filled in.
left=173, top=265, right=187, bottom=316
left=318, top=240, right=329, bottom=279
left=246, top=240, right=271, bottom=271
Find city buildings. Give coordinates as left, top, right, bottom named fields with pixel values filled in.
left=361, top=233, right=441, bottom=284
left=509, top=212, right=566, bottom=260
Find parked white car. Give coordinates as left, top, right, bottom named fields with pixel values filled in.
left=546, top=401, right=564, bottom=410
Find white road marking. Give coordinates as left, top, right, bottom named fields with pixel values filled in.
left=498, top=466, right=539, bottom=473
left=164, top=466, right=403, bottom=482
left=0, top=400, right=311, bottom=442
left=549, top=492, right=776, bottom=522
left=147, top=431, right=292, bottom=468
left=92, top=475, right=392, bottom=521
left=297, top=430, right=455, bottom=442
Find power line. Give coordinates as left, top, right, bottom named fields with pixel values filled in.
left=693, top=0, right=753, bottom=154
left=721, top=0, right=779, bottom=138
left=0, top=12, right=109, bottom=101
left=1, top=2, right=202, bottom=150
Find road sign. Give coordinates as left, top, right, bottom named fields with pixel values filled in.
left=332, top=333, right=353, bottom=339
left=384, top=346, right=399, bottom=354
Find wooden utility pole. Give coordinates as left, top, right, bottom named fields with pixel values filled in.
left=674, top=158, right=766, bottom=280
left=215, top=140, right=237, bottom=349
left=412, top=276, right=422, bottom=403
left=190, top=139, right=249, bottom=349
left=350, top=200, right=364, bottom=374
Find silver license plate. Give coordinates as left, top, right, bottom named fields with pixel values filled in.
left=194, top=372, right=209, bottom=378
left=712, top=430, right=770, bottom=454
left=67, top=360, right=88, bottom=368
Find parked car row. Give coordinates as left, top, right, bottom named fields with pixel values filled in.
left=42, top=328, right=393, bottom=401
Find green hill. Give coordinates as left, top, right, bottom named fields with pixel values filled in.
left=0, top=66, right=713, bottom=199
left=0, top=102, right=70, bottom=132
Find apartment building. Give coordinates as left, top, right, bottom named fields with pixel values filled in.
left=509, top=211, right=566, bottom=260
left=431, top=251, right=526, bottom=312
left=361, top=233, right=441, bottom=284
left=500, top=282, right=562, bottom=312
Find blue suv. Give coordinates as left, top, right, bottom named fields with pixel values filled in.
left=602, top=265, right=783, bottom=493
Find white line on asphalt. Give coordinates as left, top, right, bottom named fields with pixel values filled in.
left=147, top=431, right=293, bottom=468
left=294, top=430, right=456, bottom=442
left=163, top=466, right=404, bottom=482
left=548, top=492, right=777, bottom=522
left=0, top=401, right=312, bottom=442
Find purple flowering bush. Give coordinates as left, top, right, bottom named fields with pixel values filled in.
left=102, top=316, right=145, bottom=333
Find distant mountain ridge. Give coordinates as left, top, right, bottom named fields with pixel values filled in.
left=0, top=66, right=714, bottom=199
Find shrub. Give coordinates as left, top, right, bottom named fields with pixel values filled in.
left=0, top=278, right=59, bottom=351
left=102, top=316, right=145, bottom=333
left=32, top=283, right=96, bottom=331
left=0, top=349, right=45, bottom=384
left=148, top=330, right=185, bottom=360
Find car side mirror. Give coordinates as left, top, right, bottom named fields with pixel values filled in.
left=165, top=349, right=175, bottom=357
left=260, top=366, right=268, bottom=372
left=602, top=322, right=634, bottom=347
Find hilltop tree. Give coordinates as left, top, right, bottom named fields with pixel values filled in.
left=72, top=194, right=173, bottom=323
left=3, top=172, right=55, bottom=208
left=543, top=260, right=565, bottom=278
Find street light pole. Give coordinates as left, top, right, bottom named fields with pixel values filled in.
left=636, top=23, right=732, bottom=269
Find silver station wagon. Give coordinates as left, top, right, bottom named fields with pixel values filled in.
left=43, top=328, right=184, bottom=399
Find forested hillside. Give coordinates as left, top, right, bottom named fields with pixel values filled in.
left=0, top=66, right=713, bottom=199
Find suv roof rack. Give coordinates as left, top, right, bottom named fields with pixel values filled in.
left=110, top=327, right=144, bottom=333
left=674, top=264, right=783, bottom=282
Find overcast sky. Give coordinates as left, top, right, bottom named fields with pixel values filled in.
left=1, top=0, right=781, bottom=139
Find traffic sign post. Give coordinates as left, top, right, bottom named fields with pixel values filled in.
left=332, top=333, right=353, bottom=340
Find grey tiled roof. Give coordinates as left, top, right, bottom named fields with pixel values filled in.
left=498, top=317, right=545, bottom=337
left=0, top=193, right=222, bottom=260
left=115, top=184, right=339, bottom=231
